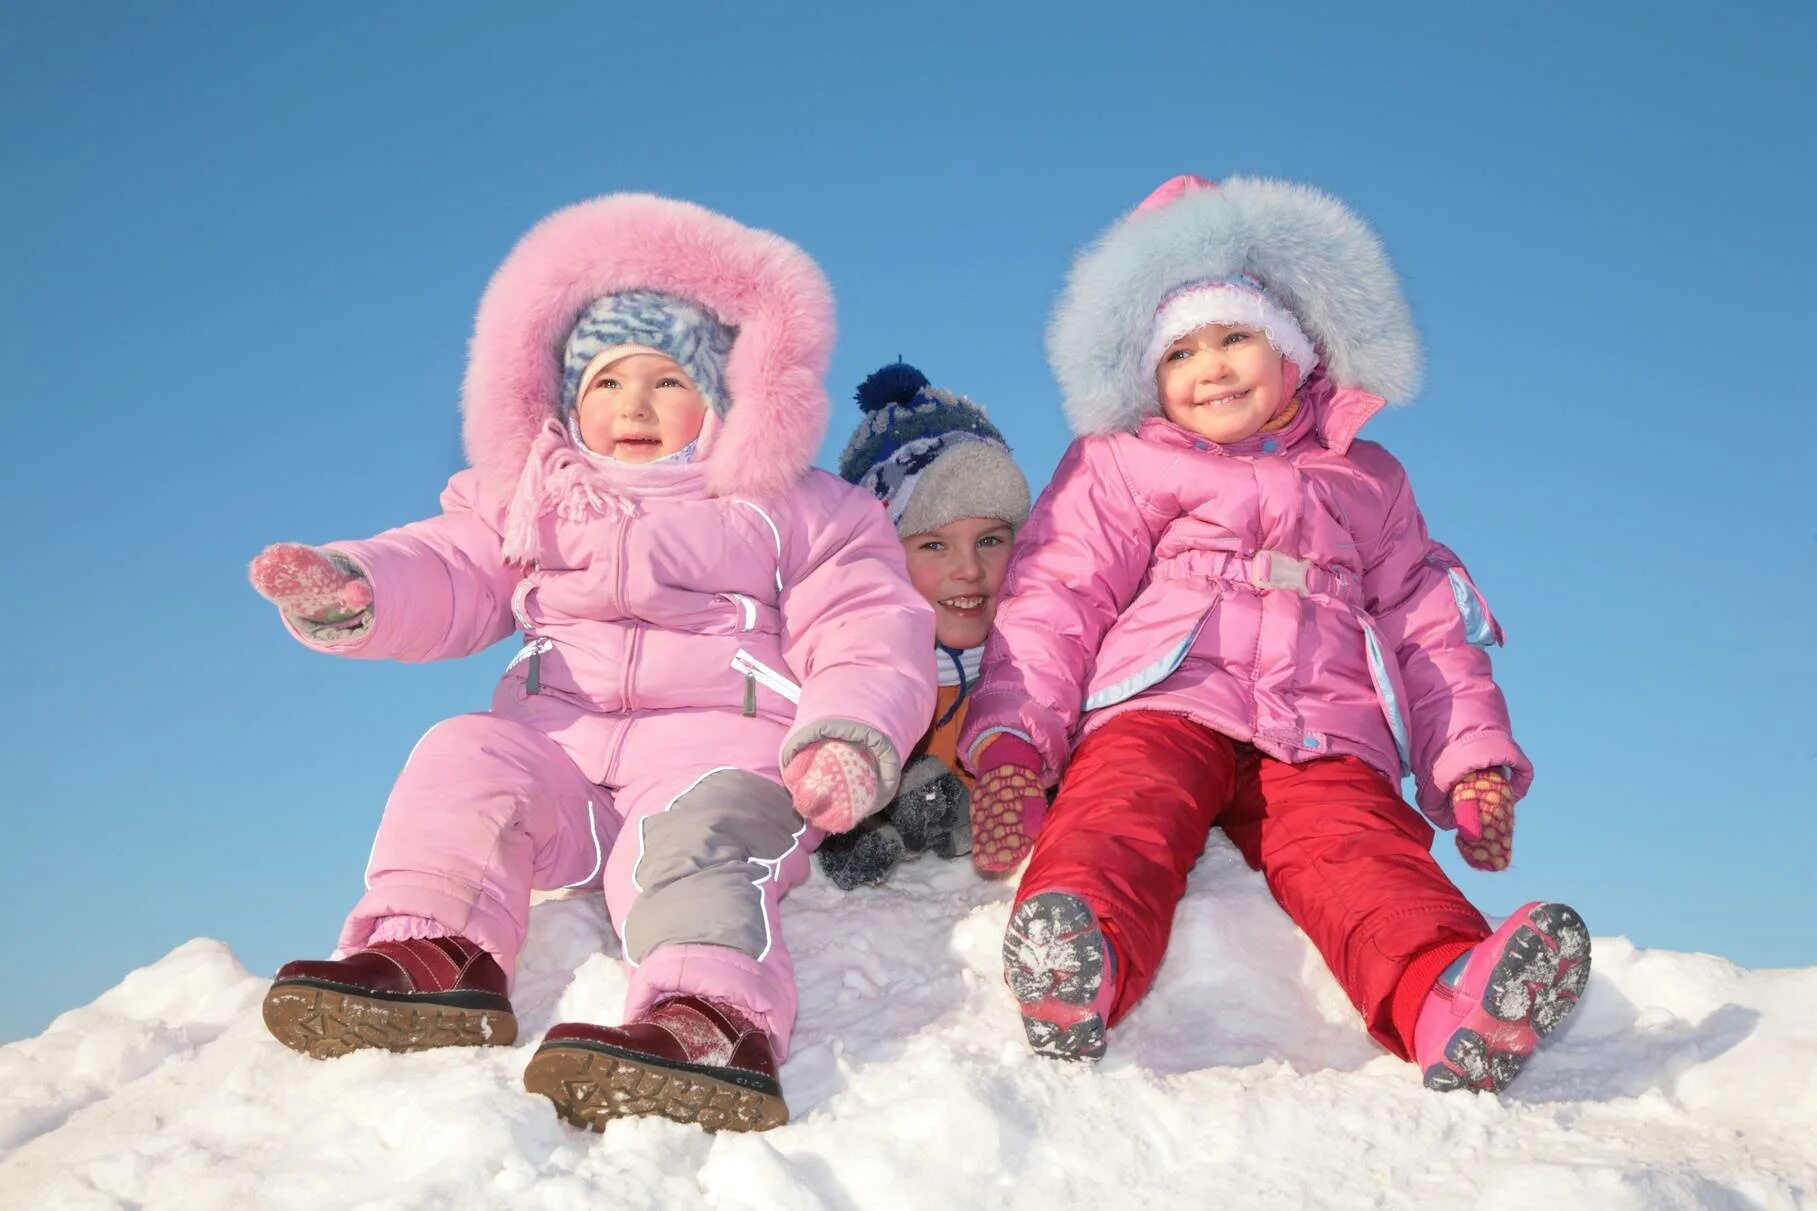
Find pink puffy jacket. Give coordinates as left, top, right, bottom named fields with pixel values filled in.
left=306, top=463, right=931, bottom=792
left=291, top=194, right=935, bottom=800
left=960, top=376, right=1529, bottom=827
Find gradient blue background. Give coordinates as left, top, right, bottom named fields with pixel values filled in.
left=3, top=2, right=1812, bottom=1043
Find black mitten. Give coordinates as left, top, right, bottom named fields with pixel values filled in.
left=892, top=756, right=971, bottom=859
left=815, top=816, right=907, bottom=890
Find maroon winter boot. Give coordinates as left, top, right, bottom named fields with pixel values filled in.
left=262, top=935, right=518, bottom=1059
left=522, top=995, right=788, bottom=1133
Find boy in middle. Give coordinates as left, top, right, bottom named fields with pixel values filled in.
left=816, top=361, right=1032, bottom=889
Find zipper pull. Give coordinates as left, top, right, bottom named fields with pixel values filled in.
left=742, top=674, right=756, bottom=717
left=729, top=648, right=803, bottom=704
left=527, top=645, right=542, bottom=695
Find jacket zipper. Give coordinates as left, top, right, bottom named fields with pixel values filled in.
left=506, top=637, right=554, bottom=694
left=622, top=624, right=642, bottom=709
left=610, top=513, right=637, bottom=708
left=509, top=578, right=545, bottom=694
left=731, top=649, right=801, bottom=716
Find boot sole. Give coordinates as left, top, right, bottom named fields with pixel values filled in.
left=262, top=981, right=518, bottom=1059
left=1003, top=891, right=1110, bottom=1061
left=1423, top=902, right=1592, bottom=1093
left=522, top=1041, right=789, bottom=1133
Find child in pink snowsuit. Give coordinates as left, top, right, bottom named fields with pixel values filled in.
left=249, top=195, right=935, bottom=1133
left=963, top=175, right=1590, bottom=1094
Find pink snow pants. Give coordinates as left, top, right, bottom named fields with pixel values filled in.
left=336, top=690, right=816, bottom=1056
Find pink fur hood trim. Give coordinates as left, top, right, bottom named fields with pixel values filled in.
left=461, top=194, right=837, bottom=507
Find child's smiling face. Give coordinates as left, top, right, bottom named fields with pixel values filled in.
left=903, top=517, right=1014, bottom=650
left=576, top=352, right=709, bottom=463
left=1154, top=323, right=1291, bottom=446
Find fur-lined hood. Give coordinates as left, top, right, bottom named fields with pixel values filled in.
left=1047, top=176, right=1422, bottom=437
left=461, top=194, right=836, bottom=504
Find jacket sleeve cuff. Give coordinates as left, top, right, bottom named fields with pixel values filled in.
left=285, top=611, right=375, bottom=645
left=959, top=690, right=1069, bottom=782
left=781, top=717, right=903, bottom=815
left=1418, top=732, right=1534, bottom=828
left=969, top=731, right=1041, bottom=774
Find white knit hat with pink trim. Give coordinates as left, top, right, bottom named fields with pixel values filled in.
left=1143, top=273, right=1317, bottom=388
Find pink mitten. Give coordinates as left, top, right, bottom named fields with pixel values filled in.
left=249, top=543, right=373, bottom=624
left=783, top=738, right=880, bottom=833
left=970, top=735, right=1047, bottom=876
left=1452, top=769, right=1516, bottom=872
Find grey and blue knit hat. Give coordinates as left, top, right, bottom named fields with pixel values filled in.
left=560, top=289, right=738, bottom=417
left=837, top=362, right=1031, bottom=538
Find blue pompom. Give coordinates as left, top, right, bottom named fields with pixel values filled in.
left=855, top=362, right=931, bottom=414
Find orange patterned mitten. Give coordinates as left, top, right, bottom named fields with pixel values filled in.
left=969, top=735, right=1048, bottom=876
left=1452, top=769, right=1515, bottom=872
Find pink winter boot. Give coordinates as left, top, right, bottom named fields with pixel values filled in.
left=522, top=996, right=788, bottom=1133
left=1413, top=902, right=1591, bottom=1093
left=1002, top=891, right=1118, bottom=1061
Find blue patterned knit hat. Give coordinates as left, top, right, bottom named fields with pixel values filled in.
left=838, top=362, right=1030, bottom=537
left=560, top=290, right=738, bottom=417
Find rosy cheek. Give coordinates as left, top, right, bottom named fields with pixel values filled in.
left=905, top=558, right=945, bottom=605
left=674, top=405, right=708, bottom=444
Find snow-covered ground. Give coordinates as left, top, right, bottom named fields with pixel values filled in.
left=5, top=839, right=1814, bottom=1210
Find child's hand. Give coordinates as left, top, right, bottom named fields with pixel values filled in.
left=249, top=543, right=374, bottom=624
left=784, top=738, right=880, bottom=833
left=970, top=735, right=1047, bottom=876
left=1452, top=769, right=1515, bottom=871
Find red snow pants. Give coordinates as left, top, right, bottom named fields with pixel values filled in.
left=1015, top=711, right=1491, bottom=1058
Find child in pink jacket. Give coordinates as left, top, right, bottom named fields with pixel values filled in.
left=249, top=195, right=935, bottom=1133
left=962, top=175, right=1589, bottom=1094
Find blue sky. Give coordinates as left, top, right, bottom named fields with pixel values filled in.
left=2, top=1, right=1812, bottom=1043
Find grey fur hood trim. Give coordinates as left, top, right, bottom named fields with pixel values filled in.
left=1047, top=176, right=1423, bottom=435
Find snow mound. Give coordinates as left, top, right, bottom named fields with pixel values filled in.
left=5, top=840, right=1814, bottom=1209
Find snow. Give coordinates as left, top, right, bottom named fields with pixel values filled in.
left=4, top=839, right=1814, bottom=1210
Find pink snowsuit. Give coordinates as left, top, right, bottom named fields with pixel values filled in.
left=283, top=196, right=935, bottom=1056
left=960, top=371, right=1531, bottom=827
